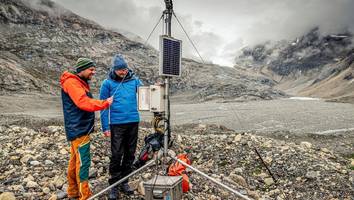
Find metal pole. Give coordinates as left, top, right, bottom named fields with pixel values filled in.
left=88, top=159, right=155, bottom=200
left=164, top=77, right=170, bottom=158
left=163, top=0, right=173, bottom=159
left=169, top=155, right=253, bottom=200
left=164, top=0, right=173, bottom=36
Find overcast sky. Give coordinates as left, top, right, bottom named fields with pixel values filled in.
left=52, top=0, right=354, bottom=67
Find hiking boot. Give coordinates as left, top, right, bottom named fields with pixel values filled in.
left=108, top=187, right=119, bottom=200
left=119, top=183, right=134, bottom=195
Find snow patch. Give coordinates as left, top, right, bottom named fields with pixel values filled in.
left=289, top=97, right=320, bottom=101
left=316, top=128, right=354, bottom=135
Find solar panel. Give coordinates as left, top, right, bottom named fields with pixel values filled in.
left=159, top=36, right=182, bottom=77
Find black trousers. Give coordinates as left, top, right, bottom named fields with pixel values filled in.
left=108, top=122, right=139, bottom=185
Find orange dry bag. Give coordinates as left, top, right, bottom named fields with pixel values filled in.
left=168, top=153, right=191, bottom=192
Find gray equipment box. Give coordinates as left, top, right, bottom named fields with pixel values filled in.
left=143, top=175, right=183, bottom=200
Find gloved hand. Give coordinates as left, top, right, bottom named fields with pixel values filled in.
left=103, top=130, right=111, bottom=137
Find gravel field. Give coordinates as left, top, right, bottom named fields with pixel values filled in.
left=1, top=94, right=353, bottom=155
left=5, top=95, right=354, bottom=135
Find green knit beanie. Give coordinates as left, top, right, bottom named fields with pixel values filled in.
left=75, top=58, right=96, bottom=73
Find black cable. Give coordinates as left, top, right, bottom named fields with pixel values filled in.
left=144, top=14, right=164, bottom=46
left=172, top=11, right=206, bottom=64
left=227, top=103, right=290, bottom=200
left=227, top=105, right=271, bottom=186
left=254, top=147, right=277, bottom=183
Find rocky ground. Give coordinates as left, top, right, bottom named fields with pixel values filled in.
left=0, top=123, right=353, bottom=200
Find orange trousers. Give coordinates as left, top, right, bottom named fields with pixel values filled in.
left=67, top=135, right=92, bottom=200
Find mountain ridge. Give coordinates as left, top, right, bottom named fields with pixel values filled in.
left=234, top=27, right=354, bottom=103
left=0, top=0, right=284, bottom=102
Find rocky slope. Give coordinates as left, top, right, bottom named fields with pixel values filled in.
left=297, top=51, right=354, bottom=102
left=234, top=28, right=354, bottom=103
left=0, top=124, right=353, bottom=199
left=0, top=0, right=284, bottom=102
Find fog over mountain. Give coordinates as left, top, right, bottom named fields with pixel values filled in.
left=52, top=0, right=354, bottom=66
left=6, top=0, right=353, bottom=103
left=0, top=0, right=284, bottom=102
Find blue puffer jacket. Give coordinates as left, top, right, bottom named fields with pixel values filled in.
left=100, top=69, right=142, bottom=132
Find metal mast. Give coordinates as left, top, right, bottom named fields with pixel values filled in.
left=163, top=0, right=173, bottom=159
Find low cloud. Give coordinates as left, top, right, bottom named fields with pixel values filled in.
left=22, top=0, right=69, bottom=16
left=52, top=0, right=354, bottom=66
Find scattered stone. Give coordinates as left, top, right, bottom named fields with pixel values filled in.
left=47, top=126, right=60, bottom=134
left=263, top=140, right=273, bottom=148
left=22, top=193, right=32, bottom=198
left=42, top=187, right=50, bottom=194
left=305, top=171, right=320, bottom=179
left=234, top=134, right=242, bottom=142
left=320, top=148, right=330, bottom=153
left=26, top=180, right=38, bottom=188
left=23, top=175, right=34, bottom=182
left=59, top=149, right=67, bottom=155
left=177, top=134, right=183, bottom=143
left=229, top=173, right=248, bottom=187
left=30, top=160, right=40, bottom=166
left=56, top=191, right=67, bottom=199
left=11, top=184, right=24, bottom=192
left=264, top=178, right=274, bottom=186
left=142, top=173, right=152, bottom=180
left=89, top=169, right=97, bottom=178
left=247, top=190, right=260, bottom=200
left=129, top=179, right=140, bottom=192
left=20, top=154, right=33, bottom=164
left=45, top=160, right=54, bottom=166
left=44, top=171, right=55, bottom=178
left=53, top=176, right=65, bottom=189
left=256, top=172, right=268, bottom=178
left=61, top=184, right=68, bottom=195
left=48, top=194, right=57, bottom=200
left=0, top=192, right=16, bottom=200
left=231, top=168, right=243, bottom=175
left=264, top=156, right=273, bottom=164
left=300, top=141, right=312, bottom=149
left=197, top=124, right=207, bottom=130
left=268, top=188, right=280, bottom=196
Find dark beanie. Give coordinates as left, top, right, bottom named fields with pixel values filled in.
left=112, top=54, right=128, bottom=70
left=75, top=58, right=96, bottom=73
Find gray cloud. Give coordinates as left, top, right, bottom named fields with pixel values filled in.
left=52, top=0, right=354, bottom=66
left=237, top=0, right=354, bottom=45
left=23, top=0, right=69, bottom=16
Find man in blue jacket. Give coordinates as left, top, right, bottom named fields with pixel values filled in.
left=100, top=54, right=142, bottom=199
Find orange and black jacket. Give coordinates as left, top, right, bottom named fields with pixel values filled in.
left=60, top=71, right=109, bottom=141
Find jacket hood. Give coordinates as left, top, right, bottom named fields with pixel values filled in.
left=108, top=68, right=135, bottom=82
left=60, top=71, right=88, bottom=91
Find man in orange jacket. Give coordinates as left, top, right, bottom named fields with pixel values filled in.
left=60, top=58, right=113, bottom=200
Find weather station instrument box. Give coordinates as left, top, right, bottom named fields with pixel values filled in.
left=138, top=85, right=165, bottom=112
left=143, top=175, right=183, bottom=200
left=138, top=86, right=150, bottom=111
